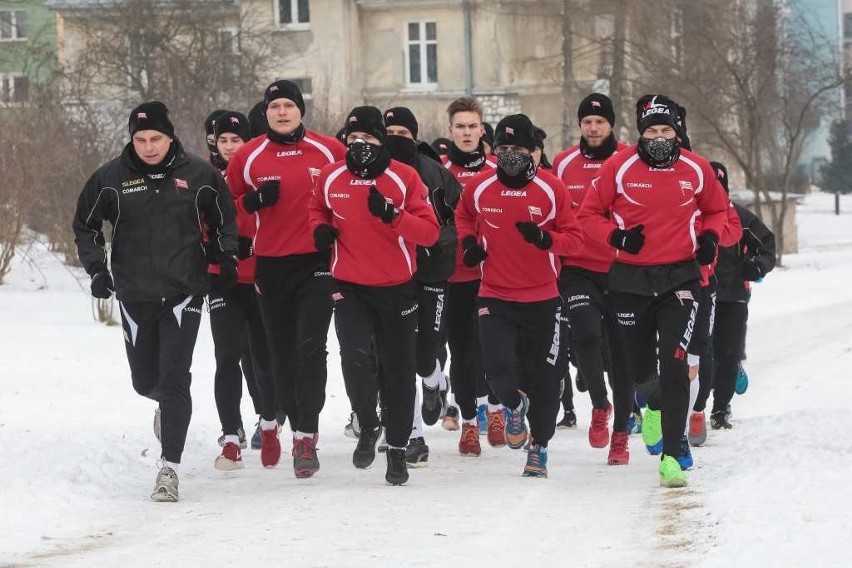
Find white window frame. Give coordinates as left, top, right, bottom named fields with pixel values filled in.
left=275, top=0, right=310, bottom=31
left=0, top=9, right=27, bottom=42
left=405, top=21, right=438, bottom=89
left=0, top=73, right=28, bottom=104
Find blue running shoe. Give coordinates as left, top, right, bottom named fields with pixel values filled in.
left=676, top=435, right=693, bottom=470
left=522, top=445, right=548, bottom=478
left=503, top=393, right=529, bottom=449
left=477, top=404, right=487, bottom=435
left=250, top=423, right=262, bottom=450
left=627, top=411, right=643, bottom=435
left=735, top=363, right=749, bottom=395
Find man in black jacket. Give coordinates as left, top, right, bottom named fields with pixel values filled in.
left=690, top=162, right=775, bottom=431
left=384, top=106, right=462, bottom=464
left=72, top=101, right=238, bottom=502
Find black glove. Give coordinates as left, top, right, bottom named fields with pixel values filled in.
left=237, top=236, right=254, bottom=260
left=609, top=224, right=645, bottom=254
left=204, top=241, right=220, bottom=264
left=211, top=256, right=238, bottom=291
left=368, top=186, right=399, bottom=224
left=741, top=260, right=764, bottom=281
left=695, top=232, right=719, bottom=265
left=90, top=270, right=114, bottom=299
left=461, top=236, right=487, bottom=267
left=243, top=180, right=280, bottom=212
left=313, top=224, right=339, bottom=252
left=430, top=186, right=454, bottom=226
left=515, top=221, right=553, bottom=250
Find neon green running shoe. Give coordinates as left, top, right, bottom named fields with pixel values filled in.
left=659, top=454, right=688, bottom=487
left=641, top=407, right=663, bottom=454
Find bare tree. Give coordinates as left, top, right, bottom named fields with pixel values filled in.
left=626, top=0, right=843, bottom=265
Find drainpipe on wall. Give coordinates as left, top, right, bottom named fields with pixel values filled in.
left=464, top=0, right=474, bottom=95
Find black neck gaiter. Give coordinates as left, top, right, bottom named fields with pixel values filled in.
left=580, top=133, right=618, bottom=161
left=267, top=123, right=306, bottom=145
left=448, top=140, right=487, bottom=170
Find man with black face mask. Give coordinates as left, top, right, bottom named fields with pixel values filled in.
left=456, top=114, right=585, bottom=478
left=383, top=106, right=462, bottom=466
left=226, top=80, right=346, bottom=479
left=310, top=106, right=438, bottom=485
left=73, top=101, right=238, bottom=501
left=204, top=109, right=227, bottom=169
left=441, top=97, right=505, bottom=455
left=577, top=94, right=729, bottom=488
left=551, top=93, right=633, bottom=466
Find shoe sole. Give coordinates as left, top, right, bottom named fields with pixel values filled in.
left=688, top=434, right=706, bottom=446
left=406, top=459, right=428, bottom=468
left=607, top=458, right=629, bottom=466
left=385, top=478, right=408, bottom=486
left=589, top=432, right=610, bottom=448
left=459, top=450, right=481, bottom=457
left=215, top=458, right=245, bottom=472
left=522, top=470, right=548, bottom=478
left=295, top=468, right=319, bottom=478
left=505, top=431, right=528, bottom=450
left=556, top=424, right=576, bottom=430
left=150, top=488, right=178, bottom=502
left=660, top=476, right=688, bottom=488
left=645, top=441, right=663, bottom=455
left=344, top=428, right=360, bottom=439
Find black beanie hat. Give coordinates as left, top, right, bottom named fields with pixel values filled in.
left=482, top=122, right=495, bottom=148
left=635, top=94, right=678, bottom=133
left=494, top=114, right=537, bottom=152
left=383, top=107, right=419, bottom=139
left=709, top=161, right=730, bottom=194
left=263, top=80, right=306, bottom=116
left=577, top=93, right=615, bottom=126
left=128, top=101, right=174, bottom=139
left=248, top=101, right=268, bottom=139
left=205, top=109, right=227, bottom=137
left=213, top=111, right=250, bottom=143
left=432, top=137, right=451, bottom=155
left=344, top=106, right=386, bottom=142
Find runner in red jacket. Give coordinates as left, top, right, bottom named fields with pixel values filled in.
left=439, top=97, right=504, bottom=449
left=551, top=93, right=635, bottom=465
left=225, top=80, right=346, bottom=478
left=456, top=114, right=584, bottom=478
left=204, top=111, right=277, bottom=471
left=577, top=94, right=729, bottom=488
left=309, top=106, right=438, bottom=486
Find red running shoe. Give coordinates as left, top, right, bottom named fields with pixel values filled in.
left=589, top=403, right=613, bottom=448
left=260, top=425, right=281, bottom=468
left=214, top=442, right=244, bottom=471
left=458, top=423, right=482, bottom=457
left=486, top=409, right=506, bottom=448
left=607, top=431, right=630, bottom=465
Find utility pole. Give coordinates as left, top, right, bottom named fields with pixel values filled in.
left=561, top=0, right=574, bottom=148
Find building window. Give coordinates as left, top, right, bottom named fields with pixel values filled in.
left=218, top=28, right=240, bottom=55
left=406, top=21, right=437, bottom=87
left=0, top=10, right=27, bottom=41
left=0, top=74, right=29, bottom=103
left=277, top=0, right=310, bottom=28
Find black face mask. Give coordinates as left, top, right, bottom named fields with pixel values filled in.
left=580, top=132, right=618, bottom=161
left=209, top=152, right=228, bottom=172
left=496, top=150, right=537, bottom=188
left=637, top=136, right=680, bottom=168
left=385, top=135, right=417, bottom=164
left=346, top=139, right=391, bottom=179
left=448, top=140, right=487, bottom=170
left=267, top=123, right=306, bottom=145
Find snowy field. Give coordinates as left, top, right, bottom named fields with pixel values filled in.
left=2, top=191, right=851, bottom=567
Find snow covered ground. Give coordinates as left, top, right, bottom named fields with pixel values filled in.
left=2, top=192, right=851, bottom=567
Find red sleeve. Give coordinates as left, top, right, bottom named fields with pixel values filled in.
left=391, top=173, right=439, bottom=246
left=455, top=182, right=477, bottom=245
left=546, top=182, right=584, bottom=256
left=332, top=140, right=348, bottom=162
left=695, top=161, right=729, bottom=239
left=225, top=146, right=255, bottom=216
left=308, top=166, right=334, bottom=230
left=719, top=193, right=743, bottom=247
left=577, top=160, right=619, bottom=244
